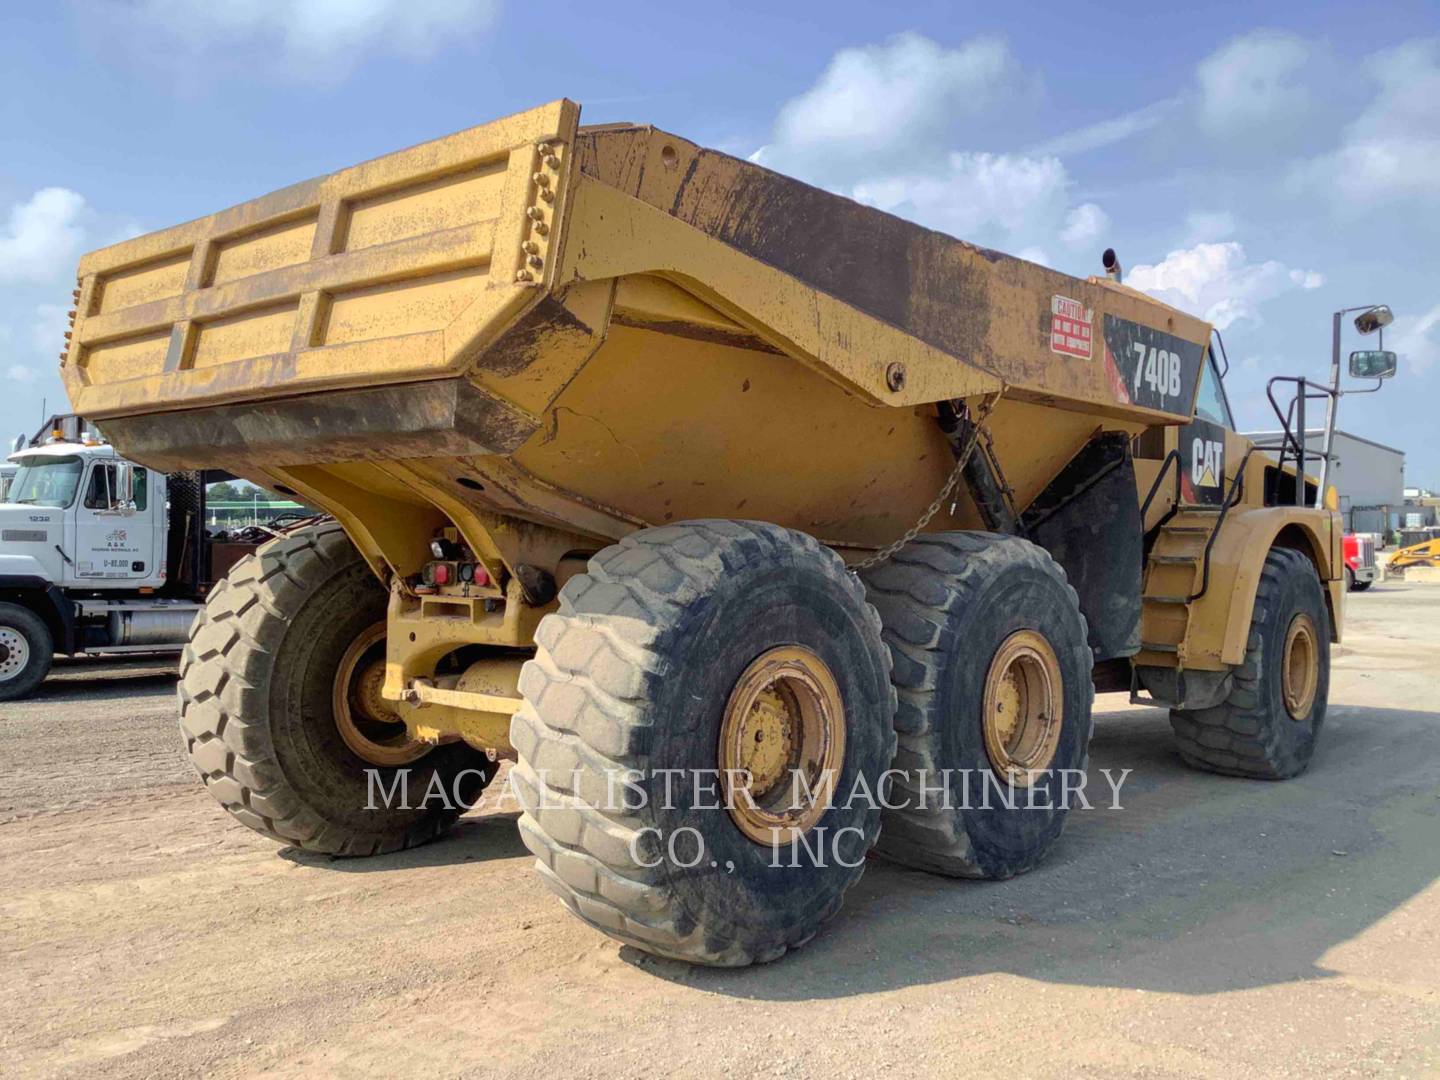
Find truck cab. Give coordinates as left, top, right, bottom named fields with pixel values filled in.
left=2, top=439, right=167, bottom=590
left=0, top=415, right=282, bottom=700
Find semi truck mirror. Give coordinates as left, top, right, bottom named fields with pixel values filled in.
left=1348, top=350, right=1397, bottom=380
left=110, top=462, right=136, bottom=511
left=1353, top=306, right=1393, bottom=335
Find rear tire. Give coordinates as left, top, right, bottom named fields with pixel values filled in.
left=178, top=521, right=495, bottom=855
left=0, top=602, right=53, bottom=701
left=1169, top=547, right=1330, bottom=780
left=511, top=520, right=896, bottom=966
left=859, top=533, right=1094, bottom=879
left=1352, top=579, right=1371, bottom=593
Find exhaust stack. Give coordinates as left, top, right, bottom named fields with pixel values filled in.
left=1102, top=248, right=1122, bottom=284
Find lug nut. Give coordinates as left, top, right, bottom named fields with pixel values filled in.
left=522, top=240, right=539, bottom=254
left=515, top=269, right=533, bottom=282
left=532, top=172, right=550, bottom=187
left=527, top=255, right=544, bottom=269
left=526, top=207, right=544, bottom=221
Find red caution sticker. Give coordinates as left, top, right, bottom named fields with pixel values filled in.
left=1050, top=295, right=1093, bottom=359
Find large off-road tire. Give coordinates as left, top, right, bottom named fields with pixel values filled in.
left=0, top=602, right=53, bottom=702
left=1169, top=547, right=1330, bottom=780
left=859, top=532, right=1094, bottom=879
left=178, top=521, right=495, bottom=855
left=511, top=521, right=896, bottom=966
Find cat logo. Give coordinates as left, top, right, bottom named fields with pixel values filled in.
left=1192, top=438, right=1224, bottom=489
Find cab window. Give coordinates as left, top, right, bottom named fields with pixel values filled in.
left=8, top=455, right=83, bottom=508
left=83, top=463, right=148, bottom=510
left=1194, top=348, right=1235, bottom=429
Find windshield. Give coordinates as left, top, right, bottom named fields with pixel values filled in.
left=7, top=455, right=84, bottom=508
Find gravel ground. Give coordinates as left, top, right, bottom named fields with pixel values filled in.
left=1, top=586, right=1438, bottom=1078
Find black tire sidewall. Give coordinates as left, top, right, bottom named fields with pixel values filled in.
left=641, top=551, right=892, bottom=952
left=266, top=559, right=491, bottom=839
left=934, top=561, right=1092, bottom=878
left=0, top=602, right=54, bottom=700
left=1255, top=554, right=1330, bottom=764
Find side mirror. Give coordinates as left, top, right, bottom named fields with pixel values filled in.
left=1349, top=350, right=1397, bottom=379
left=1353, top=306, right=1394, bottom=335
left=110, top=462, right=136, bottom=511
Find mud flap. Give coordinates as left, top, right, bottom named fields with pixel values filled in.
left=1020, top=432, right=1141, bottom=662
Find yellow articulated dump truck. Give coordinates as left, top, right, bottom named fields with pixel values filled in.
left=59, top=100, right=1385, bottom=966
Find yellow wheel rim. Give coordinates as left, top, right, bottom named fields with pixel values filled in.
left=1282, top=613, right=1319, bottom=720
left=332, top=622, right=428, bottom=767
left=718, top=646, right=846, bottom=845
left=982, top=629, right=1064, bottom=785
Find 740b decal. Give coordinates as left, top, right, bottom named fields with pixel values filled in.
left=1101, top=314, right=1203, bottom=416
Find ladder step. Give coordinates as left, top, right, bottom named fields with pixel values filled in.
left=1164, top=525, right=1212, bottom=534
left=1146, top=595, right=1190, bottom=605
left=1149, top=553, right=1198, bottom=565
left=1140, top=641, right=1180, bottom=653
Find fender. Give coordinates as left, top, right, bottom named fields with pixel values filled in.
left=0, top=574, right=79, bottom=654
left=1184, top=506, right=1341, bottom=669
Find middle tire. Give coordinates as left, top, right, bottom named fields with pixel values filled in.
left=860, top=532, right=1094, bottom=879
left=511, top=520, right=896, bottom=966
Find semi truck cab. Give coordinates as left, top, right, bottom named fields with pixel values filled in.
left=0, top=416, right=291, bottom=700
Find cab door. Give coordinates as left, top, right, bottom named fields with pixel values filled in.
left=73, top=459, right=157, bottom=583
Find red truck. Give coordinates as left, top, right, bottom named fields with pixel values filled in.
left=1344, top=532, right=1377, bottom=591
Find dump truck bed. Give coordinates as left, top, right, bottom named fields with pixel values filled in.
left=62, top=99, right=1212, bottom=557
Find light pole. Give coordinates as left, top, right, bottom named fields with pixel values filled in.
left=1315, top=304, right=1393, bottom=508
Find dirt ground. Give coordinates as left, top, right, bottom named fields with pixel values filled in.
left=3, top=585, right=1439, bottom=1079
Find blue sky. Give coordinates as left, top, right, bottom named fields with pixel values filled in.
left=2, top=1, right=1437, bottom=484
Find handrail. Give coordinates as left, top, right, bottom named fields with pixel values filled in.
left=1187, top=445, right=1260, bottom=602
left=1265, top=376, right=1337, bottom=507
left=1140, top=448, right=1183, bottom=524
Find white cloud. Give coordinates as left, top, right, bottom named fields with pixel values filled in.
left=1296, top=38, right=1440, bottom=206
left=754, top=34, right=1029, bottom=181
left=1126, top=242, right=1324, bottom=329
left=1060, top=203, right=1109, bottom=249
left=1391, top=303, right=1440, bottom=374
left=754, top=34, right=1099, bottom=260
left=1196, top=30, right=1314, bottom=138
left=6, top=365, right=39, bottom=385
left=851, top=152, right=1070, bottom=242
left=92, top=0, right=499, bottom=74
left=1027, top=99, right=1179, bottom=158
left=0, top=188, right=89, bottom=284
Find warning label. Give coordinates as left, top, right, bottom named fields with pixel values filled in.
left=1050, top=295, right=1093, bottom=359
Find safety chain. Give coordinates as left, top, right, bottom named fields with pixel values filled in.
left=850, top=396, right=997, bottom=573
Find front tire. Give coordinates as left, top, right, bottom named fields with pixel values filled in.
left=859, top=533, right=1094, bottom=879
left=0, top=602, right=53, bottom=701
left=178, top=522, right=495, bottom=855
left=1169, top=547, right=1330, bottom=779
left=511, top=521, right=896, bottom=966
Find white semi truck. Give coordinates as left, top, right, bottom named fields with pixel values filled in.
left=0, top=415, right=305, bottom=699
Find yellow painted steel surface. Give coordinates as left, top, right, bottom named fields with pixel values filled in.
left=58, top=98, right=1338, bottom=705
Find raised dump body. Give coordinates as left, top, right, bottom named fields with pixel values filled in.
left=59, top=100, right=1350, bottom=967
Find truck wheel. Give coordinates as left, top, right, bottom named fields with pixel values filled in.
left=1352, top=579, right=1372, bottom=593
left=859, top=533, right=1094, bottom=879
left=1169, top=547, right=1330, bottom=779
left=511, top=521, right=896, bottom=966
left=0, top=602, right=53, bottom=701
left=1345, top=566, right=1356, bottom=592
left=178, top=522, right=495, bottom=855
